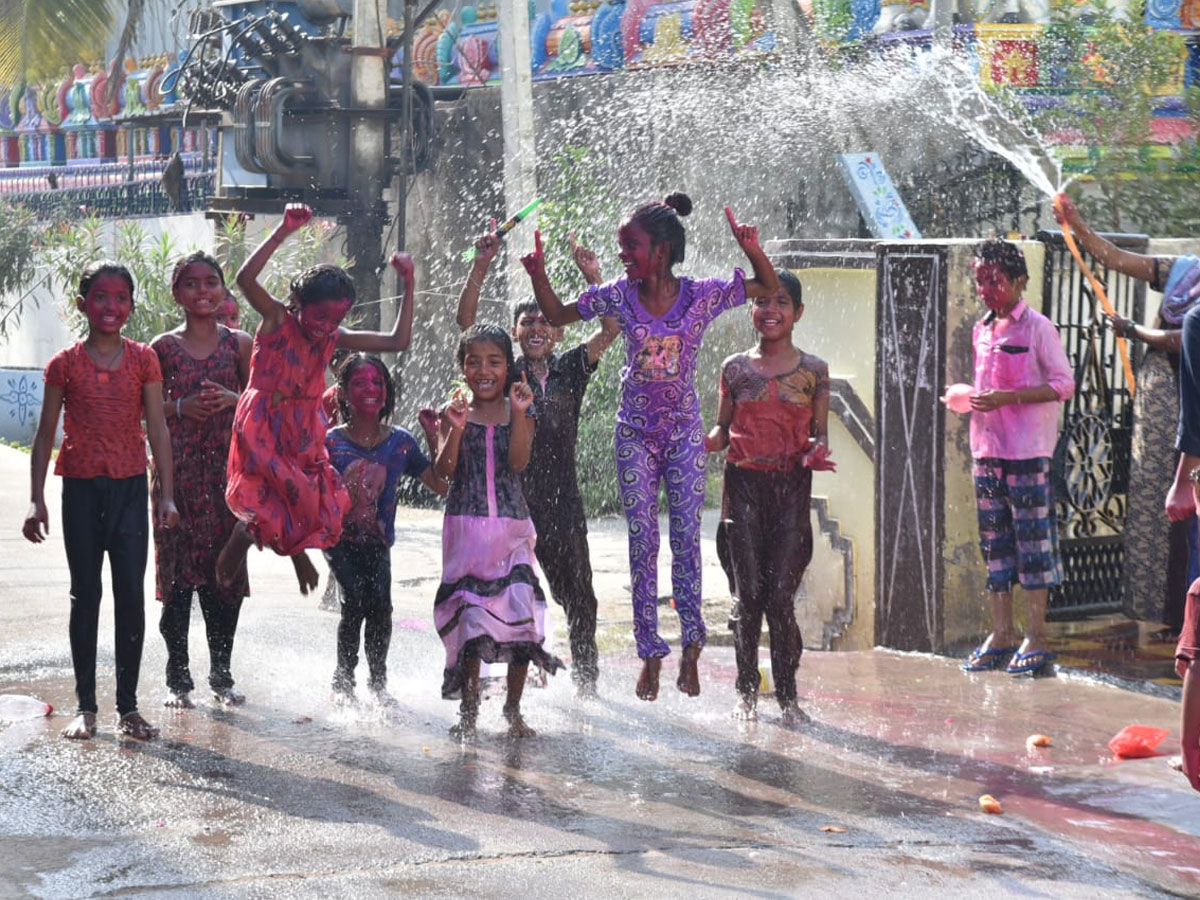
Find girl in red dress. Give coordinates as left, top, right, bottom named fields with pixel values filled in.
left=216, top=204, right=416, bottom=592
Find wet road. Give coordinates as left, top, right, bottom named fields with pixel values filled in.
left=1, top=447, right=1199, bottom=897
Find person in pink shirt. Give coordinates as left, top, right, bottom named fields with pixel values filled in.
left=948, top=239, right=1075, bottom=676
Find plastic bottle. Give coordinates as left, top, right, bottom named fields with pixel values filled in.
left=0, top=694, right=54, bottom=721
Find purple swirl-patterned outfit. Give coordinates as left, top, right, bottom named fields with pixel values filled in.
left=577, top=271, right=746, bottom=659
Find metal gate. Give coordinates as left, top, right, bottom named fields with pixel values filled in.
left=1037, top=229, right=1149, bottom=618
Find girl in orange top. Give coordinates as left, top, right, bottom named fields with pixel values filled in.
left=706, top=270, right=835, bottom=727
left=215, top=204, right=416, bottom=594
left=23, top=261, right=180, bottom=741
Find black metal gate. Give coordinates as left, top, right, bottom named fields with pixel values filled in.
left=1037, top=230, right=1148, bottom=618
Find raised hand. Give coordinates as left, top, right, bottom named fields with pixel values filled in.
left=520, top=230, right=546, bottom=278
left=281, top=203, right=313, bottom=234
left=725, top=206, right=759, bottom=253
left=570, top=230, right=601, bottom=284
left=444, top=389, right=469, bottom=431
left=474, top=218, right=501, bottom=267
left=390, top=251, right=415, bottom=283
left=510, top=372, right=534, bottom=415
left=1053, top=193, right=1081, bottom=229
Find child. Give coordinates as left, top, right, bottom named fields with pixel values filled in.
left=947, top=239, right=1074, bottom=676
left=326, top=354, right=448, bottom=704
left=23, top=261, right=180, bottom=740
left=151, top=252, right=252, bottom=709
left=706, top=271, right=835, bottom=726
left=434, top=324, right=561, bottom=739
left=215, top=204, right=416, bottom=591
left=456, top=224, right=617, bottom=697
left=1179, top=541, right=1200, bottom=791
left=522, top=194, right=780, bottom=701
left=216, top=289, right=242, bottom=330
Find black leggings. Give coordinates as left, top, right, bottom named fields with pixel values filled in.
left=716, top=464, right=813, bottom=706
left=159, top=586, right=243, bottom=694
left=326, top=541, right=392, bottom=692
left=534, top=525, right=600, bottom=688
left=62, top=475, right=149, bottom=717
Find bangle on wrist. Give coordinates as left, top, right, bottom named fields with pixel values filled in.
left=175, top=397, right=182, bottom=418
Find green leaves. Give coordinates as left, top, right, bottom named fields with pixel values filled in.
left=0, top=0, right=124, bottom=84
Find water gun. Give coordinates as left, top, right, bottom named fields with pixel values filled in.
left=461, top=197, right=543, bottom=262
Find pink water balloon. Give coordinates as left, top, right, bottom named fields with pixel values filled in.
left=942, top=383, right=974, bottom=414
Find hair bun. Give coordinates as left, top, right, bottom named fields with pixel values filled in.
left=663, top=192, right=692, bottom=217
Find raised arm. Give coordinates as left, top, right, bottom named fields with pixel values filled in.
left=456, top=220, right=500, bottom=331
left=507, top=375, right=535, bottom=472
left=22, top=384, right=63, bottom=543
left=586, top=316, right=621, bottom=366
left=236, top=203, right=312, bottom=334
left=521, top=230, right=583, bottom=327
left=338, top=252, right=415, bottom=353
left=1054, top=194, right=1156, bottom=283
left=726, top=206, right=780, bottom=299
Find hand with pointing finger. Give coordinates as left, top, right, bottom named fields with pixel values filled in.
left=570, top=231, right=602, bottom=285
left=725, top=206, right=759, bottom=254
left=520, top=230, right=546, bottom=279
left=474, top=218, right=500, bottom=268
left=510, top=372, right=534, bottom=415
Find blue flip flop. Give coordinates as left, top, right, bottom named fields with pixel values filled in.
left=1006, top=649, right=1058, bottom=675
left=961, top=644, right=1019, bottom=672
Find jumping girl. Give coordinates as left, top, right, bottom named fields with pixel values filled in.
left=215, top=204, right=416, bottom=591
left=434, top=324, right=561, bottom=740
left=522, top=194, right=780, bottom=701
left=24, top=261, right=180, bottom=740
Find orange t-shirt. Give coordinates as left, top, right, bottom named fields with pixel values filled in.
left=45, top=338, right=163, bottom=479
left=720, top=351, right=829, bottom=471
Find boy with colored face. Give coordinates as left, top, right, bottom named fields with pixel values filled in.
left=948, top=239, right=1075, bottom=676
left=453, top=227, right=617, bottom=696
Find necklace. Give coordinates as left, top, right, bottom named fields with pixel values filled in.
left=88, top=340, right=123, bottom=381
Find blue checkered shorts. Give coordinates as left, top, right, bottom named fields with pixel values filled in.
left=973, top=457, right=1063, bottom=593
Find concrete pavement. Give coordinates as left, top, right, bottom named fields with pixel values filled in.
left=1, top=445, right=1199, bottom=898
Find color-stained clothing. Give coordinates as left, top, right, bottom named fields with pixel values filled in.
left=226, top=312, right=350, bottom=555
left=151, top=327, right=248, bottom=604
left=44, top=339, right=162, bottom=479
left=1176, top=298, right=1200, bottom=458
left=576, top=272, right=746, bottom=659
left=325, top=426, right=430, bottom=546
left=973, top=457, right=1064, bottom=592
left=970, top=299, right=1074, bottom=460
left=1178, top=578, right=1200, bottom=662
left=516, top=343, right=601, bottom=688
left=434, top=420, right=562, bottom=699
left=720, top=351, right=829, bottom=470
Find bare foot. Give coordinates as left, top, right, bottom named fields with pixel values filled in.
left=575, top=681, right=599, bottom=701
left=504, top=705, right=536, bottom=738
left=61, top=712, right=96, bottom=740
left=117, top=711, right=159, bottom=740
left=213, top=687, right=245, bottom=706
left=1169, top=755, right=1184, bottom=772
left=780, top=700, right=811, bottom=728
left=292, top=552, right=319, bottom=595
left=163, top=691, right=194, bottom=709
left=733, top=695, right=758, bottom=721
left=636, top=658, right=662, bottom=701
left=216, top=523, right=251, bottom=588
left=369, top=688, right=398, bottom=709
left=677, top=643, right=701, bottom=697
left=450, top=707, right=478, bottom=742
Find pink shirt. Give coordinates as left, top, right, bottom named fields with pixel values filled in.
left=970, top=299, right=1074, bottom=460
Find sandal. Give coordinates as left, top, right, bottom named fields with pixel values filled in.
left=117, top=710, right=159, bottom=740
left=961, top=643, right=1019, bottom=672
left=1006, top=649, right=1058, bottom=676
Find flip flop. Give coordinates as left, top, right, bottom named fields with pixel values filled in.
left=1006, top=649, right=1058, bottom=676
left=961, top=643, right=1019, bottom=672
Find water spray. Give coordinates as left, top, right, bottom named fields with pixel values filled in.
left=461, top=197, right=544, bottom=262
left=1053, top=195, right=1136, bottom=398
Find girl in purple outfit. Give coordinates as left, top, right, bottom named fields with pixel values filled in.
left=522, top=194, right=780, bottom=702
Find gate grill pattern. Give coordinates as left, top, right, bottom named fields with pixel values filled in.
left=1038, top=230, right=1148, bottom=618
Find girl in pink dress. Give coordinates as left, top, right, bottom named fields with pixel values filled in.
left=216, top=204, right=416, bottom=593
left=434, top=324, right=562, bottom=741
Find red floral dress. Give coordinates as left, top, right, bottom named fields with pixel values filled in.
left=225, top=312, right=349, bottom=555
left=152, top=327, right=249, bottom=602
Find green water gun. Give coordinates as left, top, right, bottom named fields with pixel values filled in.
left=461, top=197, right=543, bottom=262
